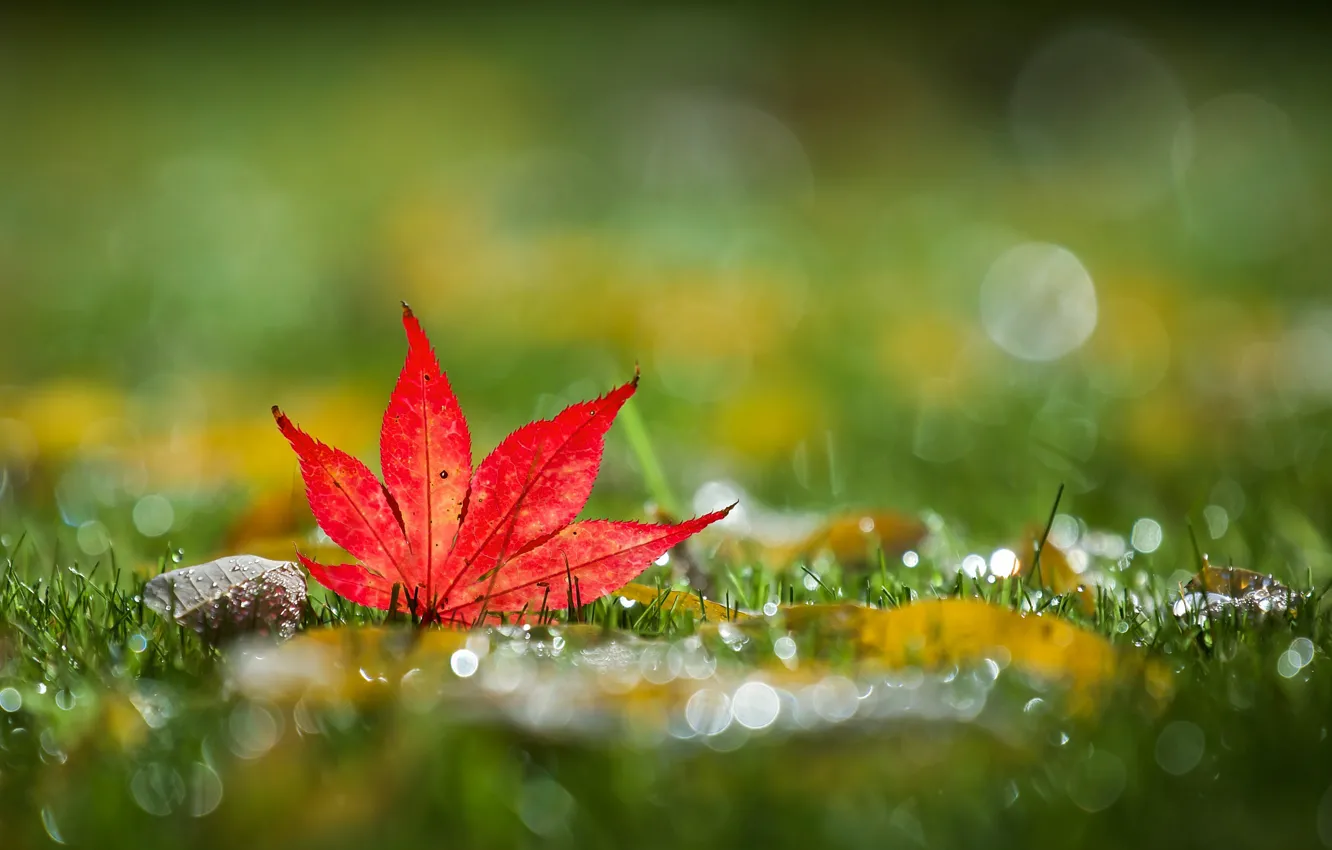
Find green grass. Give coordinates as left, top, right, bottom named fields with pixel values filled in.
left=3, top=518, right=1332, bottom=850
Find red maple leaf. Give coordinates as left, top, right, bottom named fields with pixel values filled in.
left=272, top=304, right=730, bottom=625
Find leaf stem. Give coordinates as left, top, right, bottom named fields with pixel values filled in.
left=619, top=397, right=680, bottom=516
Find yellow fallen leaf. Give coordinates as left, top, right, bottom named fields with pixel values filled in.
left=231, top=625, right=469, bottom=703
left=774, top=599, right=1171, bottom=712
left=796, top=510, right=928, bottom=566
left=1187, top=559, right=1296, bottom=614
left=232, top=600, right=1170, bottom=725
left=698, top=505, right=927, bottom=572
left=614, top=582, right=748, bottom=621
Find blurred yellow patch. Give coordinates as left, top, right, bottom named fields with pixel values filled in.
left=139, top=384, right=383, bottom=492
left=1082, top=292, right=1173, bottom=398
left=877, top=310, right=973, bottom=395
left=1122, top=390, right=1197, bottom=467
left=392, top=209, right=805, bottom=364
left=223, top=487, right=313, bottom=552
left=635, top=272, right=802, bottom=362
left=387, top=193, right=508, bottom=309
left=100, top=694, right=150, bottom=751
left=713, top=379, right=824, bottom=461
left=5, top=380, right=128, bottom=460
left=1, top=379, right=384, bottom=504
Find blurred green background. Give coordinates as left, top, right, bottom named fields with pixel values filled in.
left=2, top=7, right=1331, bottom=573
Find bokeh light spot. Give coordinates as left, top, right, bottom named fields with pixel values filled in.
left=980, top=243, right=1097, bottom=362
left=731, top=681, right=781, bottom=730
left=1174, top=92, right=1314, bottom=261
left=76, top=520, right=111, bottom=556
left=451, top=649, right=480, bottom=678
left=1154, top=721, right=1205, bottom=775
left=1130, top=518, right=1163, bottom=554
left=1065, top=750, right=1127, bottom=812
left=133, top=494, right=175, bottom=538
left=989, top=548, right=1019, bottom=578
left=1011, top=27, right=1187, bottom=215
